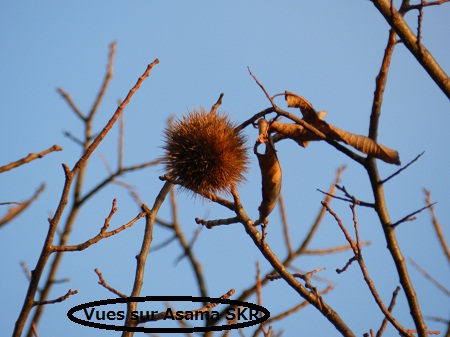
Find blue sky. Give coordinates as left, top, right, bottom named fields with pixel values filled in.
left=1, top=1, right=449, bottom=336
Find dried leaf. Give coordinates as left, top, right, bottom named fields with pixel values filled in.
left=282, top=90, right=401, bottom=165
left=254, top=139, right=282, bottom=226
left=285, top=91, right=316, bottom=118
left=326, top=125, right=401, bottom=165
left=270, top=122, right=320, bottom=147
left=285, top=91, right=328, bottom=123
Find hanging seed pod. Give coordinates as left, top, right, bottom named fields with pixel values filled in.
left=254, top=119, right=282, bottom=226
left=163, top=108, right=249, bottom=197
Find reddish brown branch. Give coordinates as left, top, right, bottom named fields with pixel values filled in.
left=34, top=289, right=78, bottom=306
left=0, top=145, right=62, bottom=174
left=94, top=268, right=127, bottom=298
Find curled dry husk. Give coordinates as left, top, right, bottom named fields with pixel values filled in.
left=277, top=91, right=401, bottom=165
left=254, top=119, right=282, bottom=226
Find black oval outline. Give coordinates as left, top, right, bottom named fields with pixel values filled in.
left=67, top=296, right=270, bottom=333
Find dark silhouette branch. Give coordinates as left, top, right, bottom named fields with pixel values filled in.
left=380, top=152, right=425, bottom=185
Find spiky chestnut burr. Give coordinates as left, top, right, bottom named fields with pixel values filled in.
left=163, top=108, right=248, bottom=197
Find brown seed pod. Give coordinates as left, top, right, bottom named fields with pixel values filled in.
left=163, top=108, right=249, bottom=197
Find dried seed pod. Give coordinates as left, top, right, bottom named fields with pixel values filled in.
left=254, top=120, right=282, bottom=226
left=163, top=108, right=249, bottom=197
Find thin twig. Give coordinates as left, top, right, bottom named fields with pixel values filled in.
left=149, top=234, right=177, bottom=252
left=322, top=201, right=412, bottom=336
left=87, top=41, right=116, bottom=120
left=0, top=145, right=62, bottom=173
left=34, top=289, right=78, bottom=306
left=317, top=186, right=375, bottom=208
left=210, top=93, right=224, bottom=115
left=380, top=151, right=425, bottom=185
left=424, top=189, right=450, bottom=264
left=303, top=241, right=371, bottom=255
left=136, top=289, right=235, bottom=324
left=118, top=111, right=124, bottom=170
left=376, top=286, right=401, bottom=337
left=123, top=182, right=172, bottom=335
left=94, top=268, right=127, bottom=298
left=53, top=201, right=145, bottom=252
left=20, top=261, right=32, bottom=282
left=390, top=202, right=436, bottom=227
left=57, top=88, right=85, bottom=120
left=408, top=258, right=450, bottom=296
left=230, top=186, right=356, bottom=337
left=169, top=187, right=208, bottom=301
left=0, top=183, right=45, bottom=228
left=369, top=28, right=397, bottom=141
left=195, top=216, right=240, bottom=228
left=278, top=194, right=293, bottom=256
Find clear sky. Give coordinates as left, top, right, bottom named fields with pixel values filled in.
left=1, top=1, right=449, bottom=336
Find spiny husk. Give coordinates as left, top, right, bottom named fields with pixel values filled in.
left=163, top=108, right=249, bottom=197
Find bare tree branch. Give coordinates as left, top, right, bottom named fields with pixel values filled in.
left=95, top=268, right=127, bottom=298
left=371, top=0, right=450, bottom=99
left=0, top=145, right=62, bottom=174
left=14, top=53, right=159, bottom=337
left=424, top=189, right=450, bottom=264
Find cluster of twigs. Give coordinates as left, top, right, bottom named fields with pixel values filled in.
left=2, top=1, right=449, bottom=336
